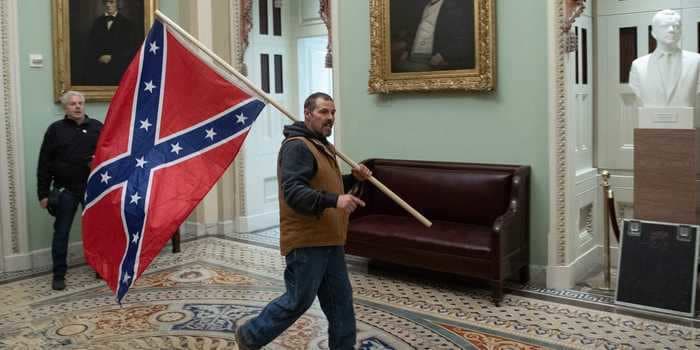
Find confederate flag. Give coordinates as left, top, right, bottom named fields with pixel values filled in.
left=82, top=19, right=265, bottom=302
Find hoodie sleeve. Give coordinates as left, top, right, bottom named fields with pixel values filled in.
left=279, top=140, right=338, bottom=216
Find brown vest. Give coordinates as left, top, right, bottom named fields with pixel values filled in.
left=278, top=137, right=348, bottom=256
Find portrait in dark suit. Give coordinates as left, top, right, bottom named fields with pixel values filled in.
left=69, top=0, right=145, bottom=86
left=389, top=0, right=475, bottom=73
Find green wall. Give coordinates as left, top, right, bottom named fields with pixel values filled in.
left=336, top=2, right=550, bottom=265
left=19, top=0, right=182, bottom=251
left=18, top=0, right=550, bottom=266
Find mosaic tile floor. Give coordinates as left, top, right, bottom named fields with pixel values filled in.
left=1, top=233, right=700, bottom=349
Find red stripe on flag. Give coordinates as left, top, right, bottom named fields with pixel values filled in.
left=82, top=189, right=129, bottom=292
left=159, top=32, right=252, bottom=139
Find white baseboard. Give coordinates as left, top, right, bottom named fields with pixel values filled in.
left=218, top=220, right=235, bottom=235
left=3, top=241, right=87, bottom=272
left=182, top=221, right=206, bottom=237
left=236, top=211, right=279, bottom=233
left=205, top=223, right=218, bottom=236
left=546, top=265, right=575, bottom=289
left=528, top=264, right=547, bottom=286
left=31, top=241, right=86, bottom=270
left=546, top=244, right=605, bottom=289
left=3, top=253, right=32, bottom=272
left=181, top=221, right=231, bottom=237
left=546, top=244, right=620, bottom=289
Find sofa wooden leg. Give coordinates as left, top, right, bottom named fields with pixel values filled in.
left=172, top=229, right=181, bottom=253
left=518, top=265, right=530, bottom=284
left=491, top=281, right=504, bottom=306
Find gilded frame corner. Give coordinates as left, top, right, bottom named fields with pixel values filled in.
left=368, top=0, right=496, bottom=93
left=52, top=0, right=158, bottom=102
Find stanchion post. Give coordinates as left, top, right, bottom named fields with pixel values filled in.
left=599, top=170, right=613, bottom=291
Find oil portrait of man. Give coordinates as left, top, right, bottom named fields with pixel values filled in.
left=69, top=0, right=146, bottom=86
left=389, top=0, right=476, bottom=73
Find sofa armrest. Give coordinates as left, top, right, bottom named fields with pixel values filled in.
left=493, top=205, right=516, bottom=235
left=348, top=161, right=373, bottom=219
left=492, top=167, right=530, bottom=256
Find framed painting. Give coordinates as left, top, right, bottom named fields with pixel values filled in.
left=368, top=0, right=496, bottom=93
left=52, top=0, right=157, bottom=101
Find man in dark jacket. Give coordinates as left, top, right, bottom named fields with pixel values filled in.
left=236, top=92, right=371, bottom=349
left=37, top=91, right=103, bottom=290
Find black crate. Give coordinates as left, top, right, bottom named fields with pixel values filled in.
left=615, top=219, right=699, bottom=317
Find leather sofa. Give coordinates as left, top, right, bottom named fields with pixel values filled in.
left=346, top=159, right=530, bottom=305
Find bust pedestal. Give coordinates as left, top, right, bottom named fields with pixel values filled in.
left=634, top=128, right=698, bottom=224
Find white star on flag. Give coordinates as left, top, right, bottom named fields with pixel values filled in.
left=123, top=273, right=131, bottom=284
left=139, top=119, right=152, bottom=131
left=100, top=171, right=112, bottom=184
left=135, top=156, right=148, bottom=168
left=144, top=81, right=156, bottom=93
left=149, top=41, right=160, bottom=54
left=236, top=113, right=247, bottom=124
left=205, top=128, right=217, bottom=140
left=131, top=232, right=140, bottom=244
left=170, top=142, right=183, bottom=155
left=130, top=192, right=142, bottom=204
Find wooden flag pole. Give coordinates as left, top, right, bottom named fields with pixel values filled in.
left=155, top=10, right=432, bottom=227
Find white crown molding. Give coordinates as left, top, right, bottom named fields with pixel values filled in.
left=0, top=0, right=29, bottom=272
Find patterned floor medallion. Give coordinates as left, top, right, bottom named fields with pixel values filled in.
left=1, top=235, right=699, bottom=349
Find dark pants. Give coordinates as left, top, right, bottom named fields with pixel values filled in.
left=52, top=190, right=81, bottom=280
left=238, top=246, right=356, bottom=349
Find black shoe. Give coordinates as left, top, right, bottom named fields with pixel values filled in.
left=52, top=278, right=65, bottom=291
left=95, top=272, right=102, bottom=280
left=235, top=327, right=255, bottom=350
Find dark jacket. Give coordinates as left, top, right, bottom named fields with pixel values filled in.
left=279, top=121, right=356, bottom=216
left=432, top=0, right=475, bottom=70
left=37, top=116, right=103, bottom=200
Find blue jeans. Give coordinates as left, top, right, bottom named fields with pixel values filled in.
left=52, top=190, right=81, bottom=279
left=238, top=246, right=356, bottom=349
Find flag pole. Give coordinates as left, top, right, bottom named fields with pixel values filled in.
left=154, top=10, right=432, bottom=228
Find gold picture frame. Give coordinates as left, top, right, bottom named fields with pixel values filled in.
left=52, top=0, right=158, bottom=102
left=368, top=0, right=496, bottom=93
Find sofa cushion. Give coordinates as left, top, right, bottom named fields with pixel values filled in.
left=348, top=214, right=493, bottom=257
left=367, top=162, right=512, bottom=226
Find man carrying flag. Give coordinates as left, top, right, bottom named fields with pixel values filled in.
left=82, top=18, right=265, bottom=302
left=236, top=92, right=372, bottom=350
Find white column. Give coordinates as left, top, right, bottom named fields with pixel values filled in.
left=0, top=0, right=31, bottom=272
left=181, top=0, right=241, bottom=237
left=546, top=0, right=602, bottom=289
left=184, top=0, right=220, bottom=237
left=547, top=0, right=575, bottom=288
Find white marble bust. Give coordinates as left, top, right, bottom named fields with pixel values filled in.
left=629, top=9, right=700, bottom=108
